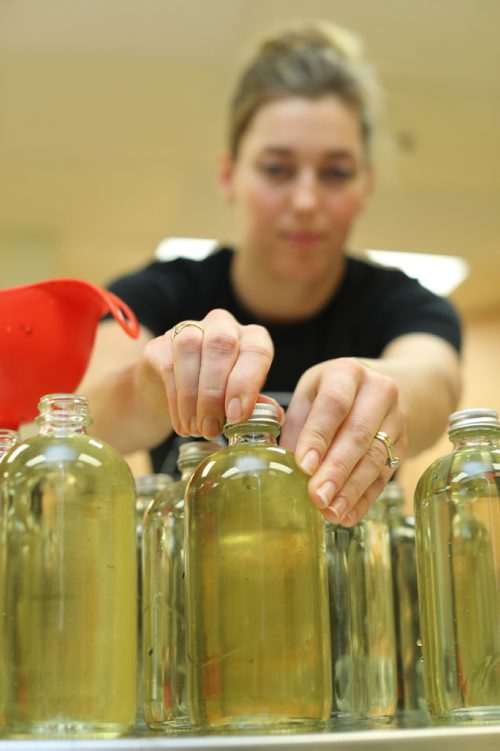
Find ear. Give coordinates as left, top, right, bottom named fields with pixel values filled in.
left=217, top=150, right=236, bottom=202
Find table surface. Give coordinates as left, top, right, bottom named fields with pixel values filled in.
left=1, top=714, right=500, bottom=751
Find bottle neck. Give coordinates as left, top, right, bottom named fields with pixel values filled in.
left=179, top=459, right=205, bottom=482
left=0, top=429, right=19, bottom=459
left=36, top=393, right=91, bottom=436
left=224, top=419, right=280, bottom=447
left=450, top=427, right=500, bottom=450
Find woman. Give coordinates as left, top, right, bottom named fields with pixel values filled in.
left=80, top=21, right=461, bottom=526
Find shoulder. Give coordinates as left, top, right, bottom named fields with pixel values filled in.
left=341, top=255, right=462, bottom=353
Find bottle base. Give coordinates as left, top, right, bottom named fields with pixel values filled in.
left=1, top=720, right=133, bottom=739
left=193, top=715, right=329, bottom=735
left=432, top=706, right=500, bottom=725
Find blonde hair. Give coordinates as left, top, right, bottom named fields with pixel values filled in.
left=228, top=20, right=381, bottom=157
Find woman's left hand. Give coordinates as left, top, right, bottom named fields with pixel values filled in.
left=279, top=357, right=407, bottom=526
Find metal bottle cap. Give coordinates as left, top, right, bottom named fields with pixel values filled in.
left=448, top=408, right=500, bottom=433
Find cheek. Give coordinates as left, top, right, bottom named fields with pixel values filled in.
left=327, top=188, right=367, bottom=227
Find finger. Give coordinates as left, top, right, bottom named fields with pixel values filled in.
left=170, top=322, right=205, bottom=436
left=143, top=332, right=182, bottom=434
left=308, top=375, right=399, bottom=513
left=195, top=309, right=241, bottom=437
left=281, top=359, right=361, bottom=475
left=224, top=325, right=274, bottom=424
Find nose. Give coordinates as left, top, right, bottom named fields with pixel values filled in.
left=290, top=169, right=321, bottom=213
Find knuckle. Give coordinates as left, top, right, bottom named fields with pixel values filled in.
left=205, top=330, right=238, bottom=359
left=316, top=388, right=351, bottom=422
left=349, top=419, right=375, bottom=451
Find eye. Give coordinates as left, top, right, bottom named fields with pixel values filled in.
left=259, top=162, right=294, bottom=181
left=320, top=166, right=356, bottom=183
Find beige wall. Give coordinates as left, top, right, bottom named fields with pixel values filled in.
left=398, top=309, right=500, bottom=513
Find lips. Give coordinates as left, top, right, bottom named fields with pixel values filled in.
left=283, top=231, right=324, bottom=246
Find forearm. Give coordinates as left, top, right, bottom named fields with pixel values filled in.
left=361, top=333, right=461, bottom=456
left=77, top=321, right=172, bottom=454
left=82, top=362, right=172, bottom=454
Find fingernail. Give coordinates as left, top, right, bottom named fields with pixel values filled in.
left=316, top=481, right=335, bottom=508
left=299, top=449, right=320, bottom=476
left=328, top=496, right=347, bottom=519
left=201, top=417, right=221, bottom=438
left=341, top=510, right=357, bottom=527
left=226, top=398, right=242, bottom=424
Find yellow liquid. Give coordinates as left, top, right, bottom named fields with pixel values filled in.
left=2, top=434, right=137, bottom=738
left=415, top=453, right=500, bottom=723
left=142, top=485, right=188, bottom=729
left=185, top=444, right=332, bottom=731
left=327, top=513, right=397, bottom=721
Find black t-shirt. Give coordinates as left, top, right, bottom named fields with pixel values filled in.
left=107, top=247, right=462, bottom=473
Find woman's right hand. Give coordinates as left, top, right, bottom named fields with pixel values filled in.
left=137, top=308, right=275, bottom=438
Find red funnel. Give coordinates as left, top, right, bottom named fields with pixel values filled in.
left=0, top=278, right=139, bottom=429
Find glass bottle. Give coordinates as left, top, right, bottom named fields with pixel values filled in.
left=184, top=403, right=332, bottom=732
left=381, top=481, right=426, bottom=715
left=0, top=430, right=19, bottom=461
left=141, top=441, right=220, bottom=730
left=0, top=429, right=20, bottom=726
left=326, top=496, right=397, bottom=724
left=0, top=393, right=137, bottom=738
left=134, top=472, right=172, bottom=728
left=415, top=408, right=500, bottom=724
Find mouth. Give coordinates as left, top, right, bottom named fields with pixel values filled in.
left=282, top=232, right=324, bottom=248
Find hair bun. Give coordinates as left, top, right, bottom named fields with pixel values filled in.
left=259, top=20, right=365, bottom=65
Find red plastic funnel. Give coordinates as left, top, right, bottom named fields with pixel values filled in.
left=0, top=277, right=139, bottom=429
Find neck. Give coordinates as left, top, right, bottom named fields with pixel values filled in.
left=230, top=251, right=346, bottom=323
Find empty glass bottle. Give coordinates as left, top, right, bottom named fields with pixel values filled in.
left=141, top=441, right=220, bottom=730
left=185, top=403, right=332, bottom=732
left=0, top=393, right=137, bottom=738
left=326, top=496, right=397, bottom=724
left=415, top=408, right=500, bottom=724
left=381, top=481, right=426, bottom=715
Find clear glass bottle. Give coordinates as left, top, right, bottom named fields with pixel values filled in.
left=141, top=441, right=220, bottom=731
left=0, top=429, right=20, bottom=727
left=134, top=472, right=172, bottom=728
left=415, top=408, right=500, bottom=724
left=326, top=496, right=397, bottom=724
left=381, top=481, right=426, bottom=715
left=0, top=430, right=19, bottom=461
left=184, top=403, right=332, bottom=732
left=0, top=393, right=137, bottom=738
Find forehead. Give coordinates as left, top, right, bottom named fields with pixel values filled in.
left=240, top=96, right=364, bottom=158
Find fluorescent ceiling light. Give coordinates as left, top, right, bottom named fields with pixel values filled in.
left=365, top=249, right=469, bottom=296
left=155, top=237, right=217, bottom=262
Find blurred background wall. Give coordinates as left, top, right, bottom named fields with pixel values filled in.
left=1, top=0, right=499, bottom=506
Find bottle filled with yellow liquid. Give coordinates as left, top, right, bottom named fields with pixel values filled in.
left=415, top=408, right=500, bottom=724
left=0, top=429, right=20, bottom=727
left=142, top=440, right=220, bottom=730
left=326, top=497, right=397, bottom=724
left=0, top=393, right=137, bottom=738
left=381, top=481, right=426, bottom=715
left=185, top=403, right=332, bottom=733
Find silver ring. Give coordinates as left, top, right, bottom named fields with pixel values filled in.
left=171, top=320, right=205, bottom=341
left=374, top=431, right=400, bottom=470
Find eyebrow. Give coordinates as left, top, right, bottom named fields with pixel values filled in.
left=259, top=146, right=357, bottom=160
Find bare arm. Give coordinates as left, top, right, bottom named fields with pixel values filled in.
left=77, top=320, right=173, bottom=453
